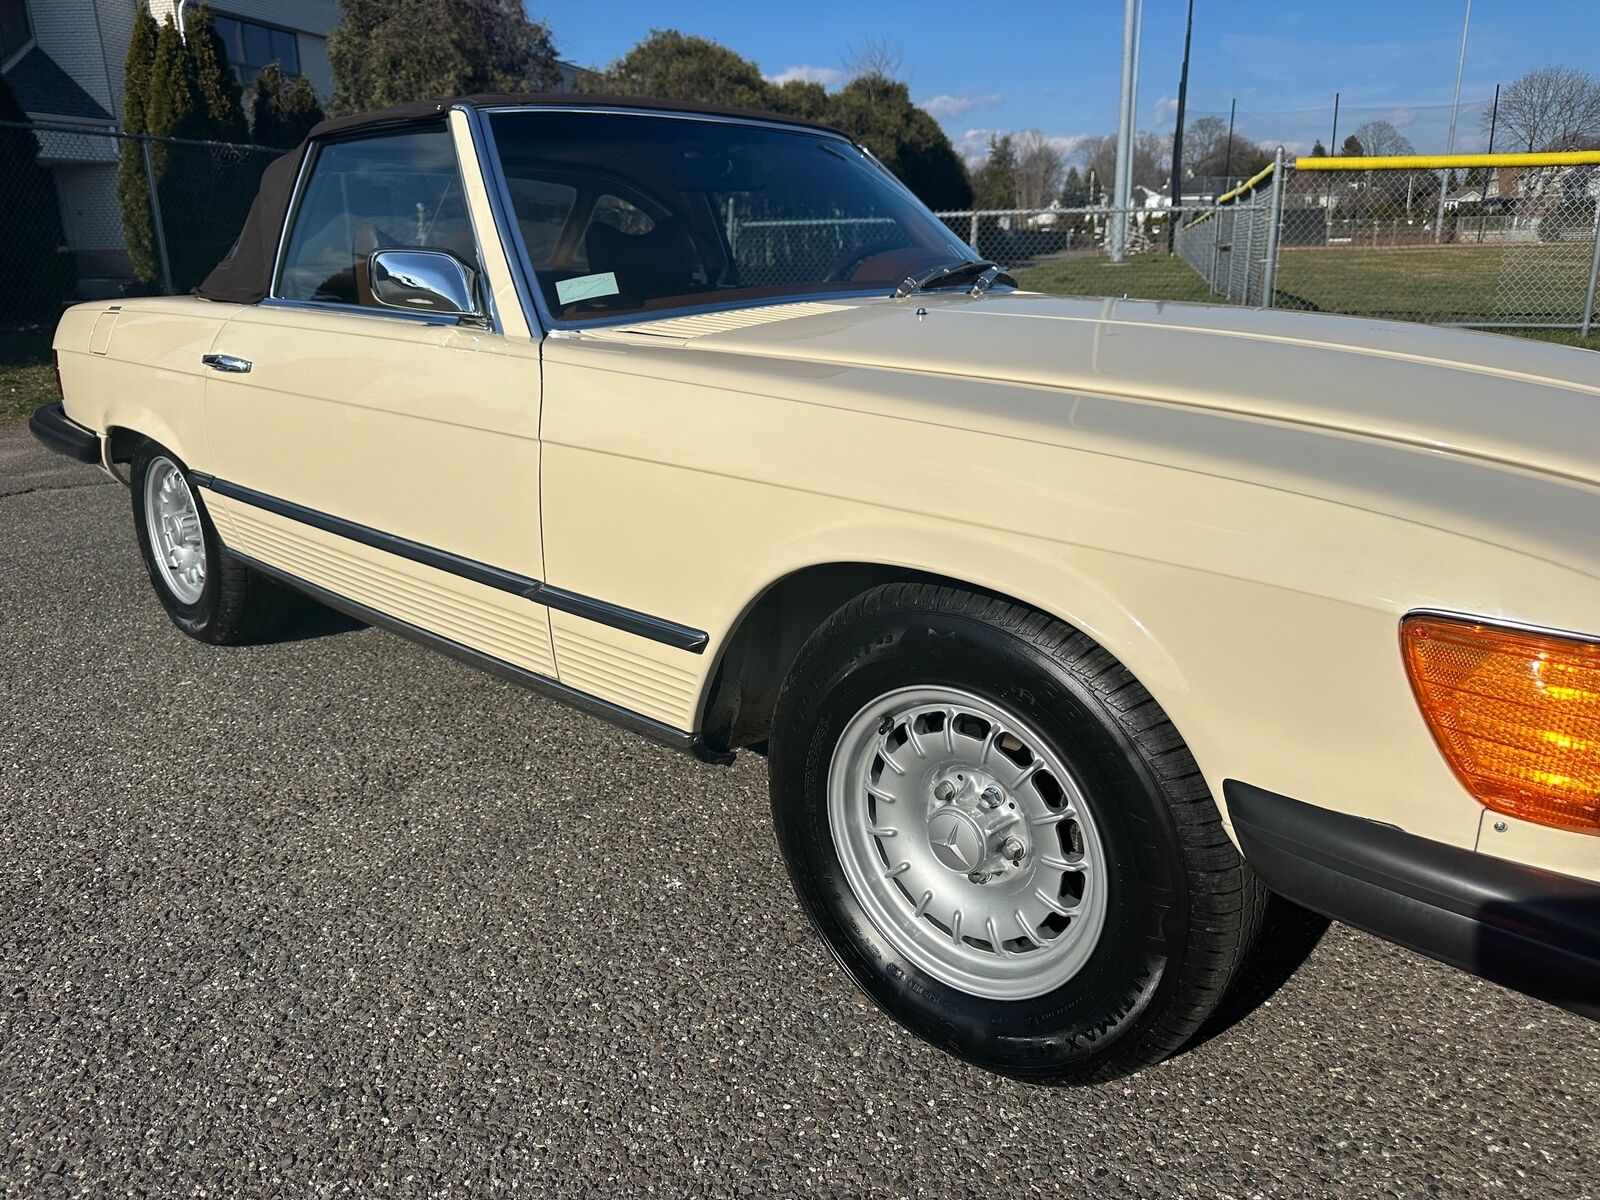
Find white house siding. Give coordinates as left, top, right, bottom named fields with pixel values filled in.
left=54, top=164, right=128, bottom=275
left=296, top=28, right=332, bottom=101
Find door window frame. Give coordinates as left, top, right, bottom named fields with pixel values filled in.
left=267, top=119, right=500, bottom=332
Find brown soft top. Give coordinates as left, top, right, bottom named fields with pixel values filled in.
left=195, top=93, right=846, bottom=305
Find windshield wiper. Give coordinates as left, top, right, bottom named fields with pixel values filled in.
left=893, top=258, right=1015, bottom=299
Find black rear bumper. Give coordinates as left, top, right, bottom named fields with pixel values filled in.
left=29, top=402, right=100, bottom=464
left=1226, top=781, right=1600, bottom=1021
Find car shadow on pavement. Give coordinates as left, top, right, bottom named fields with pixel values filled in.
left=1185, top=896, right=1332, bottom=1051
left=251, top=595, right=368, bottom=644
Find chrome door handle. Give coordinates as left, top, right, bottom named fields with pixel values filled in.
left=202, top=353, right=252, bottom=374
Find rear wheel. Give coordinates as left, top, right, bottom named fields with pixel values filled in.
left=131, top=444, right=293, bottom=644
left=769, top=582, right=1266, bottom=1083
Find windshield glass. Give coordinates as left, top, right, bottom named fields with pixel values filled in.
left=487, top=109, right=977, bottom=324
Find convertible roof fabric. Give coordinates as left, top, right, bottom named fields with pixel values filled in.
left=194, top=93, right=847, bottom=305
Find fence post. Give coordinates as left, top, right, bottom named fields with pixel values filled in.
left=1260, top=146, right=1286, bottom=309
left=969, top=211, right=979, bottom=253
left=1582, top=193, right=1600, bottom=337
left=140, top=135, right=174, bottom=295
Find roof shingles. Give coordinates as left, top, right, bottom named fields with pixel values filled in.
left=3, top=45, right=113, bottom=122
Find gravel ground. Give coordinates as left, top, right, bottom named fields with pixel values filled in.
left=1, top=427, right=1595, bottom=1198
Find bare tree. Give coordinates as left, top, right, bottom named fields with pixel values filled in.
left=844, top=36, right=904, bottom=100
left=1351, top=119, right=1415, bottom=158
left=1079, top=131, right=1170, bottom=202
left=1180, top=115, right=1229, bottom=175
left=1347, top=121, right=1432, bottom=217
left=1481, top=66, right=1600, bottom=151
left=1012, top=130, right=1065, bottom=209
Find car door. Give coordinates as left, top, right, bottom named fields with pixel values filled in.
left=200, top=119, right=555, bottom=681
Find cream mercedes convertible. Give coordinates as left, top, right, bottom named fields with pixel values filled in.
left=31, top=95, right=1599, bottom=1082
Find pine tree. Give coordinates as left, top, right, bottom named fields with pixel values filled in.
left=0, top=72, right=75, bottom=316
left=251, top=63, right=325, bottom=148
left=117, top=5, right=160, bottom=283
left=144, top=15, right=196, bottom=166
left=277, top=75, right=326, bottom=144
left=185, top=3, right=248, bottom=142
left=1309, top=139, right=1328, bottom=157
left=972, top=135, right=1018, bottom=209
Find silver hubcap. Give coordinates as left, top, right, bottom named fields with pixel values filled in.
left=828, top=686, right=1108, bottom=1000
left=143, top=456, right=206, bottom=605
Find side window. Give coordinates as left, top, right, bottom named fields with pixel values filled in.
left=276, top=125, right=480, bottom=307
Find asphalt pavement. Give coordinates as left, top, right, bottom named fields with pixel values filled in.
left=1, top=426, right=1595, bottom=1198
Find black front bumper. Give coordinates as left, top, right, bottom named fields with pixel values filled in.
left=1226, top=781, right=1600, bottom=1021
left=29, top=402, right=100, bottom=464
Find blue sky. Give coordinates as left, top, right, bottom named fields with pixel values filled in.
left=530, top=1, right=1600, bottom=162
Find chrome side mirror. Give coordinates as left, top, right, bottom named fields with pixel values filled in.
left=368, top=249, right=485, bottom=319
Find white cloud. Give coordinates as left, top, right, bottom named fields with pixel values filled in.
left=1153, top=95, right=1179, bottom=126
left=919, top=92, right=1003, bottom=122
left=958, top=128, right=1091, bottom=168
left=764, top=65, right=844, bottom=87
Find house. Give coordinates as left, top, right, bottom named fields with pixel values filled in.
left=1440, top=185, right=1484, bottom=212
left=2, top=0, right=337, bottom=285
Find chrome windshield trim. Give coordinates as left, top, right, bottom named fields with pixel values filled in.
left=455, top=103, right=543, bottom=338
left=259, top=297, right=465, bottom=326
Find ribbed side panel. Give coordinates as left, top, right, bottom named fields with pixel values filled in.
left=217, top=497, right=557, bottom=679
left=551, top=617, right=699, bottom=729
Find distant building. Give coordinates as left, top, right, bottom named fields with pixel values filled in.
left=2, top=0, right=337, bottom=283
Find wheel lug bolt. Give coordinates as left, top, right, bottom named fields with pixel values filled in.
left=1001, top=836, right=1026, bottom=863
left=980, top=786, right=1004, bottom=808
left=933, top=779, right=958, bottom=804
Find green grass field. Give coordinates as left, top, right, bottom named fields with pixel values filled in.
left=1013, top=243, right=1598, bottom=354
left=1016, top=242, right=1600, bottom=331
left=1, top=327, right=55, bottom=429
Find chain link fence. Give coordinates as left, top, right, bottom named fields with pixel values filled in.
left=0, top=118, right=282, bottom=310
left=931, top=206, right=1224, bottom=303
left=1271, top=159, right=1600, bottom=329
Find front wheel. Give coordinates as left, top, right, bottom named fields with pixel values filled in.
left=769, top=583, right=1266, bottom=1083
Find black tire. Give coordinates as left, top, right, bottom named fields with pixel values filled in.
left=769, top=582, right=1267, bottom=1083
left=130, top=443, right=294, bottom=645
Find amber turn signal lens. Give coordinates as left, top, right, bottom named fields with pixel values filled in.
left=1402, top=615, right=1600, bottom=835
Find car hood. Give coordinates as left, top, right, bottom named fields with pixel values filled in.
left=586, top=291, right=1600, bottom=488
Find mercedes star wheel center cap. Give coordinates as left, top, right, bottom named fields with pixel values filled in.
left=926, top=807, right=986, bottom=873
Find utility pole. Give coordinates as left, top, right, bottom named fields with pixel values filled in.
left=1434, top=0, right=1472, bottom=242
left=1167, top=0, right=1195, bottom=253
left=1485, top=81, right=1500, bottom=198
left=1223, top=97, right=1236, bottom=189
left=1109, top=0, right=1143, bottom=263
left=1326, top=92, right=1340, bottom=228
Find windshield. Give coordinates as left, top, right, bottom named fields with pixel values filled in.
left=487, top=109, right=978, bottom=324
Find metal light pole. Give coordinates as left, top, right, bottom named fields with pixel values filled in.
left=1109, top=0, right=1143, bottom=263
left=1167, top=0, right=1195, bottom=253
left=1223, top=98, right=1236, bottom=188
left=1326, top=92, right=1340, bottom=231
left=1434, top=0, right=1472, bottom=242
